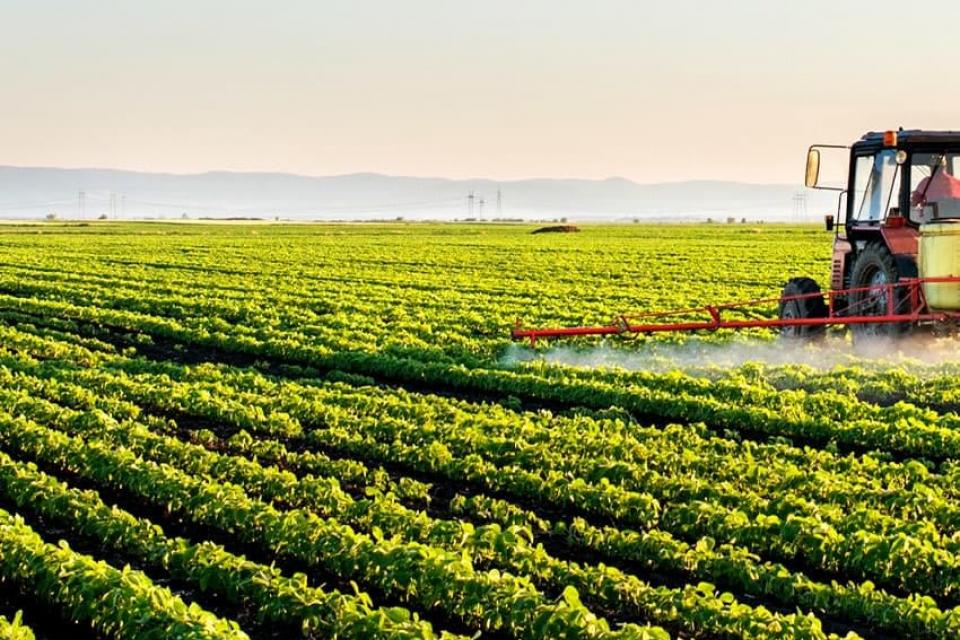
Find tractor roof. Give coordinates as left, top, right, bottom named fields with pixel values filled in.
left=856, top=129, right=960, bottom=152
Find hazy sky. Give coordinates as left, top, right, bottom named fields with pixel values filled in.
left=2, top=1, right=959, bottom=183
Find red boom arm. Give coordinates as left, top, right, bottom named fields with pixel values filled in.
left=511, top=277, right=960, bottom=345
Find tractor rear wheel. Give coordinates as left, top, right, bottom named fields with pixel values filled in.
left=778, top=277, right=828, bottom=340
left=846, top=242, right=910, bottom=342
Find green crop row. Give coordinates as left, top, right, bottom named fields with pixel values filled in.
left=0, top=356, right=947, bottom=638
left=5, top=291, right=960, bottom=467
left=0, top=449, right=460, bottom=640
left=0, top=403, right=673, bottom=640
left=0, top=508, right=246, bottom=640
left=0, top=377, right=850, bottom=639
left=4, top=323, right=960, bottom=603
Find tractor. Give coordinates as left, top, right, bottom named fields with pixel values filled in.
left=789, top=129, right=960, bottom=342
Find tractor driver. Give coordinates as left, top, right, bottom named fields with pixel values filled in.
left=911, top=155, right=960, bottom=211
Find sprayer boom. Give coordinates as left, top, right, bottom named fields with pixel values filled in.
left=511, top=277, right=960, bottom=345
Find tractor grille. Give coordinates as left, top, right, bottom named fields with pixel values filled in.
left=831, top=259, right=843, bottom=289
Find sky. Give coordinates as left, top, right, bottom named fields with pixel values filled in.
left=2, top=1, right=959, bottom=184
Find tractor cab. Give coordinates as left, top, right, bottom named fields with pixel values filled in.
left=805, top=129, right=960, bottom=339
left=813, top=131, right=960, bottom=227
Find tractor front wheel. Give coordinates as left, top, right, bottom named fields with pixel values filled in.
left=778, top=277, right=828, bottom=340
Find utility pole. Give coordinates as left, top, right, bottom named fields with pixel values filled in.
left=496, top=188, right=502, bottom=217
left=78, top=190, right=86, bottom=218
left=120, top=194, right=126, bottom=218
left=467, top=191, right=475, bottom=218
left=109, top=193, right=117, bottom=218
left=478, top=197, right=485, bottom=219
left=792, top=192, right=807, bottom=220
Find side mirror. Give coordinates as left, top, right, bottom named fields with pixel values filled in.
left=805, top=149, right=821, bottom=188
left=824, top=214, right=834, bottom=231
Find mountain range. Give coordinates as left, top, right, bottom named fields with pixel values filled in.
left=0, top=165, right=835, bottom=221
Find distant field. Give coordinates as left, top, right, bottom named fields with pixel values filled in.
left=0, top=221, right=833, bottom=355
left=2, top=222, right=960, bottom=640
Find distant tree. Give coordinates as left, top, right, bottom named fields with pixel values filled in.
left=45, top=213, right=57, bottom=221
left=98, top=213, right=108, bottom=220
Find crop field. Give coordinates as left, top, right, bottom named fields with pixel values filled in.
left=3, top=221, right=960, bottom=640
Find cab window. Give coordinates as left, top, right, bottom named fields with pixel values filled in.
left=909, top=151, right=960, bottom=223
left=851, top=150, right=900, bottom=222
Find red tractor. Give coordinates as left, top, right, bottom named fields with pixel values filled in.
left=794, top=129, right=960, bottom=342
left=512, top=129, right=960, bottom=346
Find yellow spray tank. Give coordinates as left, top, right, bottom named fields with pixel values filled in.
left=920, top=221, right=960, bottom=310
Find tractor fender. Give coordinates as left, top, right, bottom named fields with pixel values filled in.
left=880, top=225, right=919, bottom=278
left=880, top=225, right=919, bottom=256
